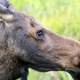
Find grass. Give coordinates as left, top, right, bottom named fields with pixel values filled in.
left=10, top=0, right=80, bottom=80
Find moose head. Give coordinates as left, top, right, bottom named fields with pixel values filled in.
left=0, top=0, right=80, bottom=80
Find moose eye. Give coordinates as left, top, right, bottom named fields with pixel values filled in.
left=36, top=30, right=44, bottom=40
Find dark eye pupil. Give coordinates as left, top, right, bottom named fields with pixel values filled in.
left=36, top=30, right=44, bottom=40
left=37, top=30, right=43, bottom=37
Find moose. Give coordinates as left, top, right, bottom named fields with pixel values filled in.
left=0, top=0, right=80, bottom=80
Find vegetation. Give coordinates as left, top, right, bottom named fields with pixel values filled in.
left=10, top=0, right=80, bottom=80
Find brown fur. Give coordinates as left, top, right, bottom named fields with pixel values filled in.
left=0, top=3, right=80, bottom=80
left=0, top=11, right=63, bottom=80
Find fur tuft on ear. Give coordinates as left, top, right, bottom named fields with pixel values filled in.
left=0, top=0, right=14, bottom=21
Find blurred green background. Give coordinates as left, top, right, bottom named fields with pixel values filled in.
left=10, top=0, right=80, bottom=80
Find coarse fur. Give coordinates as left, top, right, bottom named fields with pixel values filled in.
left=0, top=0, right=80, bottom=80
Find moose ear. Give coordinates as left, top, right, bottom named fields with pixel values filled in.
left=0, top=4, right=14, bottom=21
left=0, top=3, right=12, bottom=14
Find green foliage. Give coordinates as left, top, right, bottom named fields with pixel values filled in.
left=10, top=0, right=80, bottom=80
